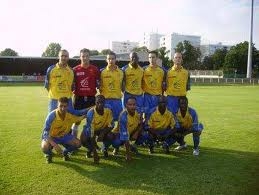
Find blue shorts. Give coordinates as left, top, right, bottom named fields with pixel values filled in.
left=143, top=93, right=160, bottom=117
left=123, top=92, right=144, bottom=114
left=105, top=99, right=123, bottom=121
left=152, top=128, right=172, bottom=137
left=52, top=134, right=75, bottom=145
left=167, top=95, right=180, bottom=114
left=48, top=98, right=73, bottom=113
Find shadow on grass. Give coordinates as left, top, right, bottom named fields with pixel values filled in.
left=54, top=146, right=259, bottom=195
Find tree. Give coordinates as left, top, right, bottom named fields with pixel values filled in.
left=90, top=50, right=99, bottom=56
left=211, top=47, right=228, bottom=70
left=223, top=41, right=257, bottom=75
left=156, top=47, right=172, bottom=69
left=42, top=43, right=61, bottom=57
left=132, top=46, right=149, bottom=52
left=100, top=49, right=112, bottom=55
left=175, top=41, right=201, bottom=70
left=202, top=56, right=214, bottom=70
left=0, top=48, right=18, bottom=56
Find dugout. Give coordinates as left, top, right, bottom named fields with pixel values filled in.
left=0, top=56, right=149, bottom=75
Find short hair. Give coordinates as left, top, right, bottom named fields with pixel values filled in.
left=148, top=50, right=158, bottom=57
left=107, top=51, right=116, bottom=59
left=178, top=96, right=188, bottom=104
left=126, top=96, right=137, bottom=103
left=80, top=48, right=90, bottom=54
left=59, top=49, right=69, bottom=55
left=58, top=97, right=69, bottom=104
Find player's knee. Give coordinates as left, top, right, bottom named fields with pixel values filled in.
left=41, top=140, right=51, bottom=151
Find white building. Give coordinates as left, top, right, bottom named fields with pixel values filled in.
left=160, top=33, right=201, bottom=59
left=111, top=41, right=138, bottom=54
left=141, top=33, right=164, bottom=51
left=200, top=42, right=232, bottom=59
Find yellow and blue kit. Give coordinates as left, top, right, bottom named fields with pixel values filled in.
left=165, top=65, right=190, bottom=114
left=142, top=65, right=165, bottom=95
left=83, top=107, right=114, bottom=138
left=147, top=107, right=175, bottom=130
left=113, top=110, right=141, bottom=141
left=142, top=65, right=166, bottom=116
left=41, top=109, right=84, bottom=142
left=100, top=66, right=124, bottom=120
left=173, top=107, right=204, bottom=149
left=44, top=63, right=74, bottom=99
left=122, top=63, right=144, bottom=113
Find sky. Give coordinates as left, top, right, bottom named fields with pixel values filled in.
left=1, top=0, right=258, bottom=57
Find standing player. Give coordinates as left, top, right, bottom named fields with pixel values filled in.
left=142, top=51, right=166, bottom=124
left=122, top=52, right=144, bottom=114
left=71, top=48, right=100, bottom=136
left=99, top=52, right=123, bottom=121
left=41, top=97, right=85, bottom=163
left=44, top=50, right=74, bottom=112
left=165, top=52, right=190, bottom=114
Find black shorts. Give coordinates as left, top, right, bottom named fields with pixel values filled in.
left=73, top=95, right=96, bottom=110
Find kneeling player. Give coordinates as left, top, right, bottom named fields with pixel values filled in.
left=80, top=95, right=114, bottom=163
left=170, top=96, right=203, bottom=156
left=41, top=97, right=85, bottom=163
left=146, top=95, right=176, bottom=154
left=110, top=96, right=146, bottom=162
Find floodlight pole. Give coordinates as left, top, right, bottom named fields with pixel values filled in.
left=246, top=0, right=254, bottom=78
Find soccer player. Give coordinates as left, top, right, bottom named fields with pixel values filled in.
left=80, top=95, right=114, bottom=163
left=142, top=50, right=166, bottom=124
left=170, top=96, right=203, bottom=156
left=165, top=52, right=190, bottom=114
left=111, top=96, right=146, bottom=162
left=99, top=52, right=123, bottom=121
left=41, top=97, right=85, bottom=163
left=44, top=50, right=74, bottom=112
left=122, top=52, right=144, bottom=114
left=71, top=48, right=100, bottom=137
left=146, top=95, right=176, bottom=154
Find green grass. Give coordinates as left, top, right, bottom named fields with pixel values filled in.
left=0, top=85, right=259, bottom=195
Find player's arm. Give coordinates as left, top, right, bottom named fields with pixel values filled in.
left=119, top=115, right=132, bottom=161
left=187, top=71, right=191, bottom=91
left=44, top=65, right=54, bottom=91
left=162, top=68, right=167, bottom=94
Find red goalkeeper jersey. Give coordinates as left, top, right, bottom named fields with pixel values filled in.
left=73, top=64, right=100, bottom=96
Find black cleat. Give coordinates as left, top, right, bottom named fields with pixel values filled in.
left=86, top=151, right=93, bottom=158
left=148, top=146, right=154, bottom=154
left=63, top=154, right=70, bottom=161
left=45, top=155, right=52, bottom=164
left=103, top=149, right=108, bottom=158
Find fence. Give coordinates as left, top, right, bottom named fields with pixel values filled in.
left=191, top=77, right=259, bottom=85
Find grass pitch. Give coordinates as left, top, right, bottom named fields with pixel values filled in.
left=0, top=84, right=259, bottom=195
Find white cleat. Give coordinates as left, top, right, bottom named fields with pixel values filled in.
left=193, top=148, right=200, bottom=156
left=174, top=144, right=187, bottom=151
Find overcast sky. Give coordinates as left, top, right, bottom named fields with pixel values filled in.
left=1, top=0, right=258, bottom=57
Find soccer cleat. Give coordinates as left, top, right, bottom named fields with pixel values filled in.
left=112, top=148, right=119, bottom=156
left=162, top=145, right=170, bottom=154
left=103, top=149, right=108, bottom=158
left=45, top=155, right=52, bottom=164
left=148, top=146, right=154, bottom=154
left=193, top=148, right=200, bottom=156
left=174, top=143, right=187, bottom=151
left=63, top=154, right=70, bottom=161
left=130, top=145, right=139, bottom=155
left=86, top=151, right=93, bottom=158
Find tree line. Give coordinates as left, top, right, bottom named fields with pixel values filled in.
left=1, top=41, right=259, bottom=77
